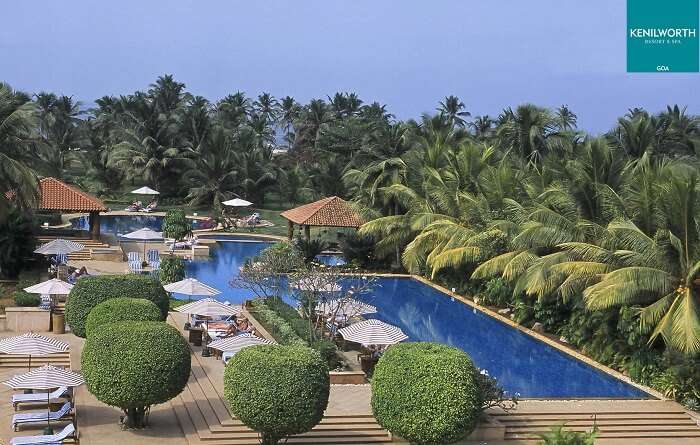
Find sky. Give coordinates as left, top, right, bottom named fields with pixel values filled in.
left=1, top=1, right=698, bottom=133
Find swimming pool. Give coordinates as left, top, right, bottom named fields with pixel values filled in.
left=182, top=240, right=650, bottom=399
left=71, top=214, right=207, bottom=235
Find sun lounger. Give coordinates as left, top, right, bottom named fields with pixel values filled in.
left=127, top=252, right=141, bottom=263
left=10, top=422, right=75, bottom=445
left=128, top=261, right=143, bottom=273
left=12, top=386, right=69, bottom=410
left=12, top=401, right=72, bottom=431
left=147, top=249, right=160, bottom=264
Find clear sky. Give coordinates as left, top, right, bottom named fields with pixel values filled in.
left=2, top=1, right=698, bottom=133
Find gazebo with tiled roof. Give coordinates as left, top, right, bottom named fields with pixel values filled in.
left=38, top=177, right=107, bottom=239
left=280, top=196, right=364, bottom=239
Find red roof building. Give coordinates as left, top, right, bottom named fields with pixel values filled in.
left=280, top=196, right=363, bottom=239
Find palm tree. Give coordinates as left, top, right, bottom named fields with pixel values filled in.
left=108, top=128, right=191, bottom=190
left=280, top=96, right=300, bottom=148
left=610, top=112, right=658, bottom=158
left=0, top=83, right=39, bottom=220
left=438, top=95, right=470, bottom=128
left=555, top=105, right=578, bottom=131
left=216, top=92, right=251, bottom=129
left=469, top=115, right=494, bottom=140
left=496, top=104, right=566, bottom=164
left=185, top=127, right=240, bottom=208
left=254, top=93, right=279, bottom=123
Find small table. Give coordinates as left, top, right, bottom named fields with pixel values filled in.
left=188, top=327, right=203, bottom=346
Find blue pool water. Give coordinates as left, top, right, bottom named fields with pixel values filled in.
left=182, top=241, right=650, bottom=399
left=71, top=214, right=205, bottom=235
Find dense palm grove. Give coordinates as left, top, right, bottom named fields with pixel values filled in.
left=1, top=75, right=699, bottom=407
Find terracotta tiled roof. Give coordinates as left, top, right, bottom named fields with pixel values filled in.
left=38, top=177, right=107, bottom=212
left=280, top=196, right=363, bottom=228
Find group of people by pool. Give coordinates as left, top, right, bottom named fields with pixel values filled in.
left=125, top=200, right=158, bottom=212
left=196, top=313, right=257, bottom=340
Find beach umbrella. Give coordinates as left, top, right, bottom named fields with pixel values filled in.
left=122, top=227, right=163, bottom=260
left=0, top=333, right=69, bottom=371
left=34, top=239, right=84, bottom=255
left=208, top=333, right=276, bottom=353
left=338, top=319, right=408, bottom=346
left=130, top=186, right=160, bottom=195
left=164, top=278, right=221, bottom=297
left=23, top=279, right=73, bottom=296
left=318, top=298, right=377, bottom=317
left=174, top=298, right=240, bottom=317
left=221, top=198, right=253, bottom=207
left=4, top=364, right=84, bottom=432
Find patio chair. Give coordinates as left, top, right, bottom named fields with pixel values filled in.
left=127, top=252, right=141, bottom=263
left=55, top=254, right=68, bottom=265
left=147, top=249, right=160, bottom=264
left=10, top=422, right=75, bottom=445
left=12, top=401, right=72, bottom=431
left=12, top=386, right=69, bottom=410
left=150, top=260, right=161, bottom=271
left=128, top=260, right=143, bottom=274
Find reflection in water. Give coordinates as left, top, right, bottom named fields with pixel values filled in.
left=182, top=241, right=650, bottom=399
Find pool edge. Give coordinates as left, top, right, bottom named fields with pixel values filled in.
left=407, top=274, right=664, bottom=400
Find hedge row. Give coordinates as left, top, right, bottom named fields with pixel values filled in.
left=250, top=298, right=340, bottom=369
left=249, top=299, right=306, bottom=346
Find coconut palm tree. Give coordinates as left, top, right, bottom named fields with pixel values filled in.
left=108, top=127, right=191, bottom=190
left=497, top=104, right=566, bottom=164
left=0, top=83, right=39, bottom=220
left=438, top=95, right=470, bottom=128
left=185, top=127, right=240, bottom=208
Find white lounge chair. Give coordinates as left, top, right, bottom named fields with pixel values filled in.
left=10, top=422, right=75, bottom=445
left=12, top=387, right=69, bottom=410
left=128, top=261, right=143, bottom=273
left=127, top=252, right=141, bottom=263
left=12, top=401, right=72, bottom=431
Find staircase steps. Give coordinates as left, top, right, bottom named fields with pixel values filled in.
left=493, top=408, right=700, bottom=441
left=167, top=314, right=392, bottom=445
left=0, top=351, right=71, bottom=368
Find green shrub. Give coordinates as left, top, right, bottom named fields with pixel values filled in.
left=157, top=255, right=185, bottom=285
left=251, top=298, right=342, bottom=368
left=538, top=423, right=598, bottom=445
left=162, top=209, right=191, bottom=241
left=249, top=299, right=306, bottom=346
left=81, top=321, right=191, bottom=428
left=312, top=339, right=340, bottom=370
left=339, top=232, right=377, bottom=268
left=294, top=236, right=327, bottom=262
left=14, top=290, right=40, bottom=307
left=224, top=345, right=330, bottom=445
left=371, top=342, right=482, bottom=445
left=480, top=278, right=512, bottom=307
left=65, top=274, right=169, bottom=337
left=85, top=298, right=162, bottom=338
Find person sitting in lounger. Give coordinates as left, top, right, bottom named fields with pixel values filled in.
left=220, top=323, right=239, bottom=338
left=142, top=200, right=157, bottom=212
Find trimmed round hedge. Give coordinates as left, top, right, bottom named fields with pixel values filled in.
left=85, top=298, right=162, bottom=338
left=65, top=274, right=169, bottom=337
left=224, top=345, right=330, bottom=444
left=371, top=342, right=482, bottom=445
left=81, top=321, right=191, bottom=428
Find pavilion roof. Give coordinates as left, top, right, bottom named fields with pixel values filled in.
left=280, top=196, right=363, bottom=228
left=38, top=177, right=107, bottom=212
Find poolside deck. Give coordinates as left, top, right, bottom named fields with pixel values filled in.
left=1, top=323, right=699, bottom=444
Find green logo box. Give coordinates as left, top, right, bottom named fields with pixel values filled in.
left=627, top=0, right=699, bottom=72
